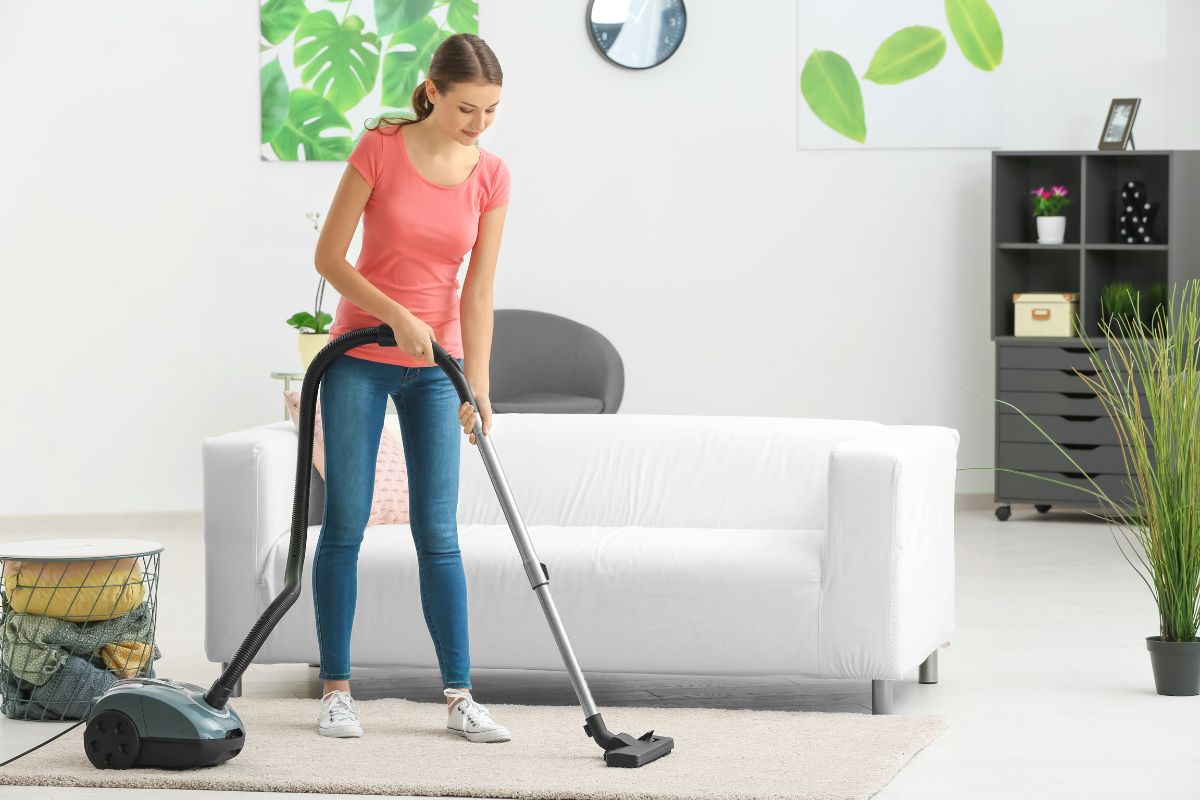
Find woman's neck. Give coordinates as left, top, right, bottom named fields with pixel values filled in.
left=407, top=119, right=476, bottom=160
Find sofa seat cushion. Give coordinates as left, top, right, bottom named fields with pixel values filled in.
left=259, top=523, right=825, bottom=677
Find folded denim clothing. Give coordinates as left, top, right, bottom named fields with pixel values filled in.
left=0, top=653, right=117, bottom=720
left=0, top=600, right=160, bottom=686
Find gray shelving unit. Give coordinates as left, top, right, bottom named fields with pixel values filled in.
left=990, top=149, right=1200, bottom=521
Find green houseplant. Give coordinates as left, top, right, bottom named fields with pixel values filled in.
left=975, top=279, right=1200, bottom=695
left=1143, top=281, right=1168, bottom=327
left=1031, top=185, right=1071, bottom=244
left=287, top=211, right=333, bottom=369
left=1099, top=280, right=1140, bottom=333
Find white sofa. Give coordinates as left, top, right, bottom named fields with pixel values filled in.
left=202, top=413, right=958, bottom=714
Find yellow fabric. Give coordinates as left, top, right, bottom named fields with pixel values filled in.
left=100, top=640, right=155, bottom=677
left=1, top=558, right=146, bottom=621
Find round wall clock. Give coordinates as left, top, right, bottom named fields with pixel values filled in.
left=586, top=0, right=687, bottom=70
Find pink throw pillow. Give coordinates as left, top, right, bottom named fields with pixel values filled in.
left=283, top=391, right=410, bottom=525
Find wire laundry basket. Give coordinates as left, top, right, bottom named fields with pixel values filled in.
left=0, top=538, right=163, bottom=721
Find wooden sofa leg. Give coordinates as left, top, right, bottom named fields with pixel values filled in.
left=220, top=662, right=243, bottom=698
left=871, top=680, right=893, bottom=715
left=919, top=649, right=939, bottom=684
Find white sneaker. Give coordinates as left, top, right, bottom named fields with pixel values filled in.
left=317, top=689, right=363, bottom=737
left=444, top=688, right=511, bottom=743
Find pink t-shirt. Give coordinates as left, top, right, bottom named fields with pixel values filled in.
left=328, top=123, right=510, bottom=367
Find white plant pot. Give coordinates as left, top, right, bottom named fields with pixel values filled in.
left=1036, top=216, right=1066, bottom=245
left=298, top=333, right=330, bottom=370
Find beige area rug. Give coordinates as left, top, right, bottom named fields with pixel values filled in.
left=0, top=697, right=946, bottom=799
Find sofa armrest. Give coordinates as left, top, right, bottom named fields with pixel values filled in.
left=818, top=425, right=959, bottom=680
left=202, top=420, right=299, bottom=663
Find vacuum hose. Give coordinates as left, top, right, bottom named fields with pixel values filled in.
left=204, top=325, right=473, bottom=710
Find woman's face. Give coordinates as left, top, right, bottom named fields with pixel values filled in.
left=428, top=80, right=501, bottom=145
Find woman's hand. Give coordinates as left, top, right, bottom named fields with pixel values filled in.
left=387, top=308, right=436, bottom=364
left=459, top=393, right=492, bottom=445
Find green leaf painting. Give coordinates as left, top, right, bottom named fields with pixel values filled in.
left=261, top=58, right=290, bottom=143
left=260, top=0, right=480, bottom=161
left=382, top=16, right=454, bottom=108
left=447, top=0, right=478, bottom=32
left=945, top=0, right=1003, bottom=71
left=863, top=26, right=946, bottom=85
left=801, top=50, right=866, bottom=144
left=376, top=0, right=437, bottom=37
left=294, top=11, right=380, bottom=113
left=798, top=1, right=1003, bottom=146
left=261, top=0, right=309, bottom=45
left=273, top=88, right=356, bottom=161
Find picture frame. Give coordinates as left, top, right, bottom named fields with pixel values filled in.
left=1097, top=98, right=1141, bottom=150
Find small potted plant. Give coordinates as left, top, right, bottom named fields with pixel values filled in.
left=288, top=211, right=333, bottom=369
left=1031, top=185, right=1071, bottom=244
left=1099, top=281, right=1140, bottom=334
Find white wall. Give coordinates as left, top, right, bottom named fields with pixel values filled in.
left=1168, top=0, right=1200, bottom=148
left=0, top=1, right=1190, bottom=516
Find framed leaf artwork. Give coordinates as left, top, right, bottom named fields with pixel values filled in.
left=261, top=0, right=480, bottom=161
left=796, top=0, right=1004, bottom=149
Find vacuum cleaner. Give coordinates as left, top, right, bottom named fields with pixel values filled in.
left=78, top=324, right=674, bottom=770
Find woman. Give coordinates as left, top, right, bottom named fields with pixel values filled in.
left=311, top=32, right=510, bottom=743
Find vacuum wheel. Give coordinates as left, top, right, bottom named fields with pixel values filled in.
left=84, top=709, right=141, bottom=769
left=995, top=505, right=1011, bottom=522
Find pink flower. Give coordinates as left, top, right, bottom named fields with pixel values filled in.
left=1051, top=185, right=1069, bottom=197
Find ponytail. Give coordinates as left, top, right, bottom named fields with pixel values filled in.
left=365, top=33, right=502, bottom=134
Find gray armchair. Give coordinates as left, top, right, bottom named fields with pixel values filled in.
left=486, top=309, right=623, bottom=413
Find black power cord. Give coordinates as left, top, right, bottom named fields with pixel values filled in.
left=0, top=715, right=88, bottom=767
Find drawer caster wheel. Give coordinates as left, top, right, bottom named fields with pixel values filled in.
left=1036, top=504, right=1052, bottom=514
left=995, top=505, right=1011, bottom=521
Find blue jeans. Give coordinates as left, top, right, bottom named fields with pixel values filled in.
left=312, top=352, right=471, bottom=689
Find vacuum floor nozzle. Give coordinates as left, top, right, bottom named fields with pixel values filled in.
left=603, top=730, right=675, bottom=768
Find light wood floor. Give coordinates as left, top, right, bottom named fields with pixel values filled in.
left=1, top=505, right=1197, bottom=799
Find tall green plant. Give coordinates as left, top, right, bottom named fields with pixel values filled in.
left=969, top=280, right=1200, bottom=643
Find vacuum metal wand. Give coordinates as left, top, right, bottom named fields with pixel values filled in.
left=423, top=327, right=673, bottom=767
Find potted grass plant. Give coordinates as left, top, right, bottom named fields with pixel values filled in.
left=287, top=211, right=333, bottom=369
left=976, top=279, right=1200, bottom=696
left=1099, top=280, right=1140, bottom=333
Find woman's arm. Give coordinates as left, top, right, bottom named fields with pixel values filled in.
left=460, top=204, right=508, bottom=394
left=315, top=165, right=415, bottom=327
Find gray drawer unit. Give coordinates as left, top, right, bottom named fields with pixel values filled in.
left=989, top=150, right=1200, bottom=522
left=994, top=339, right=1153, bottom=520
